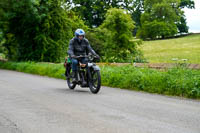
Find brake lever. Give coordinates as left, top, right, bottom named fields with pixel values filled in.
left=94, top=56, right=100, bottom=59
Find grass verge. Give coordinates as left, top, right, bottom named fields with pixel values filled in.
left=0, top=61, right=200, bottom=99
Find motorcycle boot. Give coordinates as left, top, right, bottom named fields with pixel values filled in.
left=72, top=71, right=78, bottom=83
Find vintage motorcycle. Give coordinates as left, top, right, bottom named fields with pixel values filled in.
left=65, top=54, right=101, bottom=94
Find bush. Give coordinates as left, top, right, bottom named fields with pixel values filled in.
left=86, top=28, right=108, bottom=58
left=0, top=0, right=88, bottom=63
left=100, top=8, right=136, bottom=62
left=86, top=8, right=143, bottom=63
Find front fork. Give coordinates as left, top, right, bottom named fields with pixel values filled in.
left=87, top=67, right=92, bottom=81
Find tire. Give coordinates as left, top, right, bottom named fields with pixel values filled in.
left=89, top=70, right=101, bottom=94
left=66, top=67, right=76, bottom=90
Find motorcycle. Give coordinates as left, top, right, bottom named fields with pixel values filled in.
left=65, top=54, right=101, bottom=94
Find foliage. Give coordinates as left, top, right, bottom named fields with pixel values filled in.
left=0, top=61, right=66, bottom=79
left=0, top=0, right=88, bottom=62
left=86, top=8, right=144, bottom=63
left=67, top=0, right=124, bottom=27
left=137, top=0, right=180, bottom=39
left=137, top=20, right=178, bottom=39
left=101, top=65, right=200, bottom=99
left=98, top=8, right=142, bottom=62
left=0, top=30, right=4, bottom=54
left=86, top=28, right=107, bottom=57
left=0, top=61, right=200, bottom=99
left=67, top=11, right=89, bottom=34
left=179, top=0, right=195, bottom=9
left=176, top=0, right=194, bottom=33
left=0, top=0, right=196, bottom=63
left=68, top=0, right=194, bottom=36
left=67, top=0, right=149, bottom=29
left=176, top=15, right=189, bottom=33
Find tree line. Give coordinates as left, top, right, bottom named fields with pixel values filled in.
left=68, top=0, right=194, bottom=38
left=0, top=0, right=195, bottom=62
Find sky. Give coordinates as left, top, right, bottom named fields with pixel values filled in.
left=184, top=0, right=200, bottom=33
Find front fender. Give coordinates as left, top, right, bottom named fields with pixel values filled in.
left=88, top=63, right=100, bottom=71
left=92, top=65, right=100, bottom=71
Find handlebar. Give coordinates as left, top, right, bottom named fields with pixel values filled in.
left=71, top=55, right=89, bottom=59
left=71, top=55, right=100, bottom=59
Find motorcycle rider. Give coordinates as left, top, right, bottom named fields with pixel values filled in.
left=68, top=29, right=100, bottom=83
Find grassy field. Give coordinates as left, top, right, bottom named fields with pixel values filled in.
left=140, top=34, right=200, bottom=64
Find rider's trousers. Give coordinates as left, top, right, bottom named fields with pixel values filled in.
left=71, top=58, right=88, bottom=71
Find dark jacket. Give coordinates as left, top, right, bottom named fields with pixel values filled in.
left=68, top=37, right=96, bottom=56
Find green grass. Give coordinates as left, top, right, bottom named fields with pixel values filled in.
left=0, top=61, right=200, bottom=99
left=101, top=65, right=200, bottom=99
left=140, top=34, right=200, bottom=64
left=0, top=62, right=66, bottom=79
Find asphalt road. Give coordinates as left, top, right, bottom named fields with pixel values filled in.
left=0, top=69, right=200, bottom=133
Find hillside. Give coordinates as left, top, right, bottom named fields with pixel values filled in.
left=141, top=34, right=200, bottom=64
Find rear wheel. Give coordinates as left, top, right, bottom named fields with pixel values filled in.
left=89, top=70, right=101, bottom=94
left=66, top=68, right=76, bottom=89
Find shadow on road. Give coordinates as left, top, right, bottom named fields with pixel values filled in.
left=53, top=88, right=90, bottom=94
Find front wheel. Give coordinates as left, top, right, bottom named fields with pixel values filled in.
left=89, top=70, right=101, bottom=94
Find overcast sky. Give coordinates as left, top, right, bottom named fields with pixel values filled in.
left=184, top=0, right=200, bottom=33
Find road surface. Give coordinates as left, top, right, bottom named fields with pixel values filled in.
left=0, top=69, right=199, bottom=133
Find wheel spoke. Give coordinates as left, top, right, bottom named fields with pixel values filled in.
left=91, top=72, right=98, bottom=88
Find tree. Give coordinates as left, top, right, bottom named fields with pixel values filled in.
left=67, top=0, right=113, bottom=27
left=176, top=15, right=189, bottom=33
left=99, top=8, right=141, bottom=62
left=137, top=20, right=177, bottom=39
left=176, top=0, right=195, bottom=33
left=179, top=0, right=195, bottom=8
left=0, top=0, right=87, bottom=62
left=67, top=0, right=194, bottom=35
left=129, top=0, right=145, bottom=35
left=137, top=0, right=180, bottom=39
left=67, top=0, right=139, bottom=27
left=129, top=0, right=194, bottom=35
left=0, top=30, right=5, bottom=54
